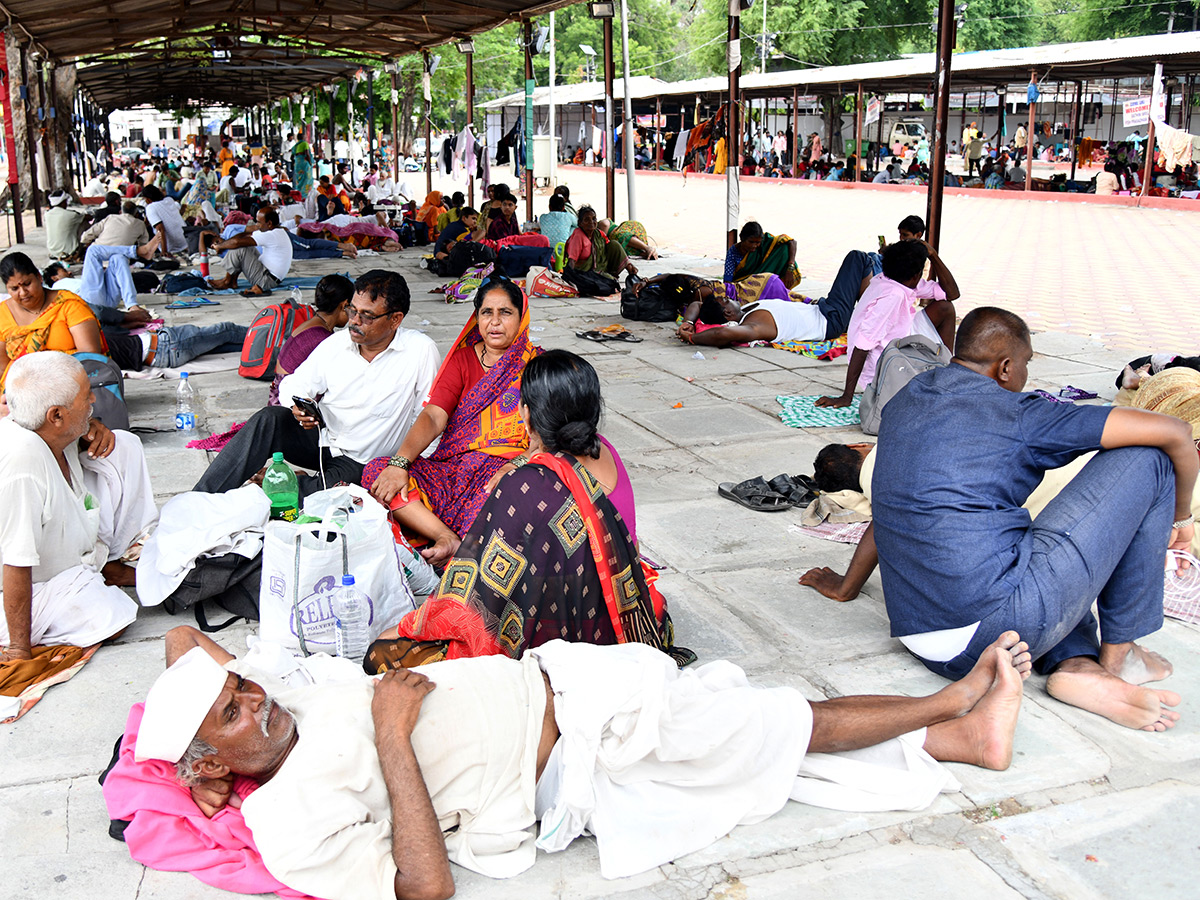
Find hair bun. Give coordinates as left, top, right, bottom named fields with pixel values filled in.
left=556, top=420, right=601, bottom=458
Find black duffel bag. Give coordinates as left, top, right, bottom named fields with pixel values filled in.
left=620, top=276, right=678, bottom=323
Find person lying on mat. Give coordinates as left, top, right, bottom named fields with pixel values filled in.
left=802, top=307, right=1190, bottom=734
left=134, top=620, right=1031, bottom=898
left=675, top=250, right=876, bottom=348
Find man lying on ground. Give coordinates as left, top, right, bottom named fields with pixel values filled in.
left=192, top=270, right=438, bottom=499
left=803, top=307, right=1190, bottom=733
left=675, top=249, right=876, bottom=348
left=136, top=624, right=1031, bottom=898
left=0, top=352, right=156, bottom=661
left=815, top=239, right=958, bottom=409
left=43, top=263, right=247, bottom=372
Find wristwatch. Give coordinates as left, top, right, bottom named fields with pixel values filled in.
left=387, top=455, right=412, bottom=470
left=1173, top=515, right=1194, bottom=530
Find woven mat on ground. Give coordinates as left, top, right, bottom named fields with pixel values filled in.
left=0, top=643, right=101, bottom=723
left=777, top=395, right=861, bottom=428
left=768, top=334, right=848, bottom=360
left=789, top=521, right=869, bottom=545
left=177, top=273, right=350, bottom=296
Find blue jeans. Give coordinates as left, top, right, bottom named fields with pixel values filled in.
left=921, top=447, right=1175, bottom=679
left=80, top=243, right=138, bottom=308
left=288, top=231, right=342, bottom=259
left=154, top=322, right=247, bottom=369
left=816, top=249, right=875, bottom=339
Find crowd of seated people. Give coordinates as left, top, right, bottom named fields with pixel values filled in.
left=6, top=131, right=1194, bottom=900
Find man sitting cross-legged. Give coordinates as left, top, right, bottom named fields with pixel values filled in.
left=135, top=625, right=1031, bottom=899
left=192, top=270, right=439, bottom=499
left=803, top=307, right=1190, bottom=732
left=0, top=352, right=157, bottom=661
left=200, top=207, right=293, bottom=297
left=675, top=249, right=878, bottom=348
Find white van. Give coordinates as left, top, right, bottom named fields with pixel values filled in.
left=886, top=119, right=927, bottom=148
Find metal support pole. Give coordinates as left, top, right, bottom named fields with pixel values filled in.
left=1069, top=80, right=1082, bottom=181
left=466, top=49, right=475, bottom=208
left=523, top=19, right=534, bottom=222
left=1109, top=78, right=1117, bottom=144
left=390, top=72, right=399, bottom=183
left=423, top=52, right=432, bottom=195
left=1, top=34, right=24, bottom=244
left=548, top=12, right=556, bottom=188
left=367, top=70, right=376, bottom=168
left=1141, top=62, right=1163, bottom=198
left=925, top=0, right=956, bottom=250
left=327, top=85, right=336, bottom=166
left=602, top=16, right=615, bottom=220
left=875, top=96, right=885, bottom=173
left=854, top=82, right=863, bottom=182
left=619, top=0, right=636, bottom=219
left=792, top=86, right=799, bottom=177
left=727, top=0, right=741, bottom=248
left=1026, top=71, right=1036, bottom=193
left=655, top=96, right=663, bottom=169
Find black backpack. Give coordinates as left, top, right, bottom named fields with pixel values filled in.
left=157, top=272, right=208, bottom=294
left=620, top=277, right=678, bottom=323
left=445, top=240, right=497, bottom=277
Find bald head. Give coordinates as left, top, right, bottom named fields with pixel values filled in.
left=955, top=307, right=1031, bottom=365
left=954, top=307, right=1032, bottom=392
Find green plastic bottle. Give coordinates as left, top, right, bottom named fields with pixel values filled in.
left=263, top=452, right=300, bottom=521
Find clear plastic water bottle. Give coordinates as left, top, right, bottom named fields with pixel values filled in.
left=290, top=285, right=302, bottom=306
left=332, top=574, right=371, bottom=663
left=262, top=452, right=299, bottom=521
left=175, top=372, right=196, bottom=432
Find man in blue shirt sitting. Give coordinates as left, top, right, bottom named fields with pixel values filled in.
left=825, top=307, right=1193, bottom=733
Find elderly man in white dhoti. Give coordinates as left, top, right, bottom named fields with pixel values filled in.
left=0, top=351, right=156, bottom=661
left=134, top=623, right=1032, bottom=900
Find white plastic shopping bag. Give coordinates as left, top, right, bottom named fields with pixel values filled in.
left=259, top=485, right=415, bottom=655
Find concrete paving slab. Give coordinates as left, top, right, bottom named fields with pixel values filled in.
left=987, top=781, right=1200, bottom=900
left=4, top=850, right=145, bottom=899
left=652, top=572, right=784, bottom=670
left=637, top=402, right=787, bottom=449
left=718, top=842, right=1026, bottom=900
left=0, top=780, right=71, bottom=856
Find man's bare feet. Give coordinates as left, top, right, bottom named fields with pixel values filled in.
left=338, top=242, right=358, bottom=258
left=1099, top=641, right=1173, bottom=685
left=206, top=275, right=236, bottom=291
left=925, top=645, right=1024, bottom=770
left=1047, top=657, right=1181, bottom=731
left=137, top=233, right=162, bottom=260
left=944, top=631, right=1032, bottom=715
left=101, top=560, right=137, bottom=587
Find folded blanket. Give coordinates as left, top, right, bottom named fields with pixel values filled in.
left=0, top=644, right=100, bottom=723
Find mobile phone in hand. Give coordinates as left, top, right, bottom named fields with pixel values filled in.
left=292, top=396, right=326, bottom=428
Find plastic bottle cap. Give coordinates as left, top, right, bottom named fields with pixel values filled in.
left=180, top=372, right=189, bottom=378
left=342, top=574, right=355, bottom=586
left=272, top=451, right=284, bottom=462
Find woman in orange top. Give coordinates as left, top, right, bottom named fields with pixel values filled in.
left=0, top=252, right=105, bottom=389
left=415, top=190, right=444, bottom=241
left=218, top=140, right=235, bottom=178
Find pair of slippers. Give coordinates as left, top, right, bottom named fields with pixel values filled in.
left=166, top=298, right=221, bottom=309
left=577, top=325, right=642, bottom=343
left=717, top=473, right=818, bottom=512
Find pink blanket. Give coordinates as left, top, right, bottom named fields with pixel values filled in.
left=479, top=233, right=550, bottom=251
left=102, top=703, right=319, bottom=899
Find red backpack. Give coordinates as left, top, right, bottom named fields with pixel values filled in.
left=238, top=298, right=314, bottom=381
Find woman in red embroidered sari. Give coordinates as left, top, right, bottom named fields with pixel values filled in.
left=364, top=350, right=694, bottom=673
left=363, top=276, right=539, bottom=565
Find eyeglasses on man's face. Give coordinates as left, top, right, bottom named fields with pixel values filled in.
left=347, top=306, right=390, bottom=323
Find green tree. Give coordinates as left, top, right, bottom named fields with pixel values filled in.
left=1067, top=0, right=1198, bottom=41
left=956, top=0, right=1044, bottom=51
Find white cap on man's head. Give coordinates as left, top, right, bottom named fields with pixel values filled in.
left=48, top=189, right=69, bottom=207
left=135, top=647, right=229, bottom=763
